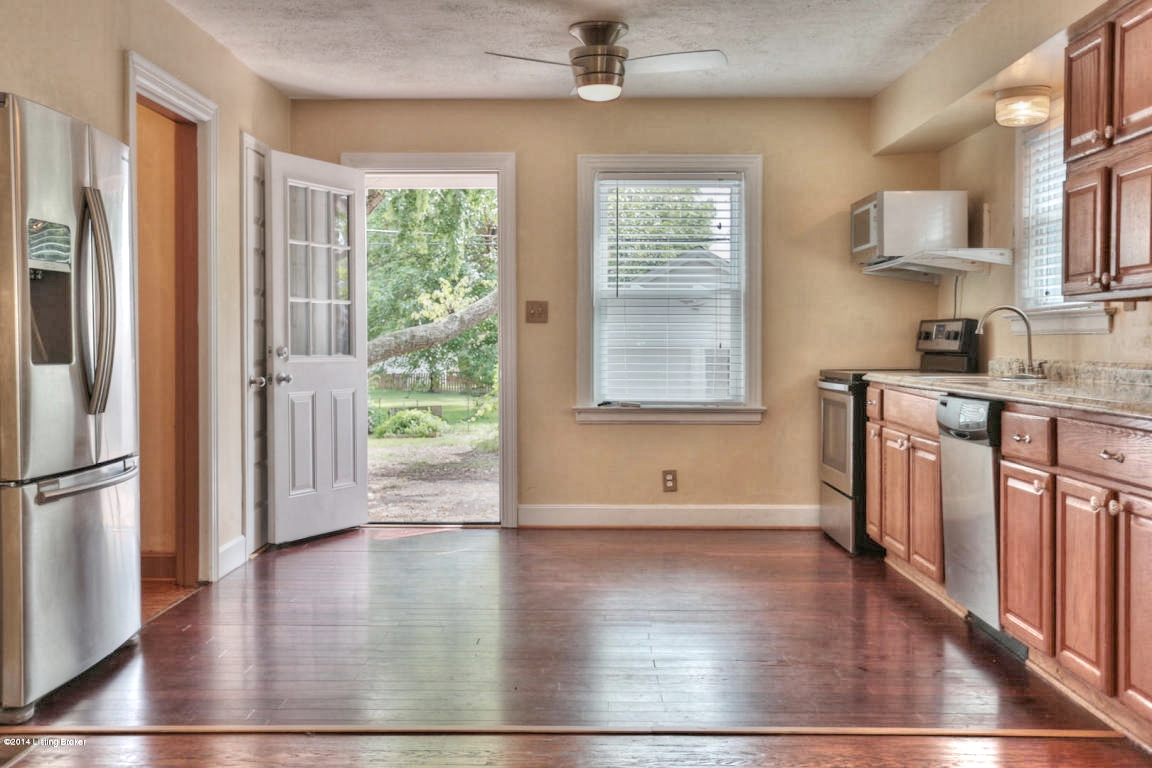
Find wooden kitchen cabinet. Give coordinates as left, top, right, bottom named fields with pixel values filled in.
left=907, top=436, right=943, bottom=583
left=1117, top=492, right=1152, bottom=721
left=865, top=422, right=883, bottom=544
left=999, top=460, right=1056, bottom=654
left=880, top=426, right=910, bottom=560
left=1065, top=0, right=1152, bottom=162
left=1065, top=23, right=1113, bottom=161
left=1055, top=474, right=1117, bottom=695
left=1064, top=166, right=1110, bottom=296
left=1110, top=149, right=1152, bottom=293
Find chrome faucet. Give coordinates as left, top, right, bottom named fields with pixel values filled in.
left=975, top=304, right=1043, bottom=379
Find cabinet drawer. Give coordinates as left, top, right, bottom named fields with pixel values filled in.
left=883, top=389, right=938, bottom=437
left=1058, top=418, right=1152, bottom=489
left=1002, top=412, right=1056, bottom=465
left=865, top=385, right=883, bottom=422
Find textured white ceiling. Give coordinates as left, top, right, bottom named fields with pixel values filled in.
left=166, top=0, right=994, bottom=100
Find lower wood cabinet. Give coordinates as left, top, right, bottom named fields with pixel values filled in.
left=1118, top=492, right=1152, bottom=721
left=907, top=436, right=943, bottom=583
left=999, top=460, right=1055, bottom=654
left=865, top=423, right=883, bottom=543
left=880, top=426, right=909, bottom=560
left=1055, top=475, right=1118, bottom=695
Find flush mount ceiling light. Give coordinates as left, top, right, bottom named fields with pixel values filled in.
left=994, top=85, right=1052, bottom=127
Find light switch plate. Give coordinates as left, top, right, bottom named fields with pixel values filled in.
left=526, top=300, right=548, bottom=323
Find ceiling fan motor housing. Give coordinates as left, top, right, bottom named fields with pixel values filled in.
left=570, top=44, right=628, bottom=89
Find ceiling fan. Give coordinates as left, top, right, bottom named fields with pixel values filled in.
left=485, top=20, right=727, bottom=102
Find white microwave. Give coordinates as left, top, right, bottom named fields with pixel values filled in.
left=850, top=190, right=968, bottom=266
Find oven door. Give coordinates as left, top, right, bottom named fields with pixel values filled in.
left=818, top=380, right=855, bottom=495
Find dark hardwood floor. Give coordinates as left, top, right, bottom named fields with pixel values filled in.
left=6, top=528, right=1151, bottom=766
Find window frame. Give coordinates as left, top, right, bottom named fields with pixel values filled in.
left=574, top=154, right=764, bottom=425
left=1012, top=98, right=1112, bottom=335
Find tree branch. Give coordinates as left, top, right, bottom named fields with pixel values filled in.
left=367, top=289, right=498, bottom=366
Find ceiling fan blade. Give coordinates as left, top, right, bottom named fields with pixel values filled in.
left=485, top=51, right=570, bottom=67
left=625, top=49, right=727, bottom=75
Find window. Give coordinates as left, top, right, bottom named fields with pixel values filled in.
left=576, top=155, right=763, bottom=424
left=1013, top=101, right=1112, bottom=334
left=1017, top=116, right=1066, bottom=309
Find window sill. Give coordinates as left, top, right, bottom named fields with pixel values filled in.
left=573, top=406, right=765, bottom=425
left=1007, top=304, right=1115, bottom=335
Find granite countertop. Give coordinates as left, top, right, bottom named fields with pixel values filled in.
left=864, top=359, right=1152, bottom=420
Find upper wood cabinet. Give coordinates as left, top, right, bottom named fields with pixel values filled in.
left=1113, top=0, right=1152, bottom=146
left=1066, top=23, right=1114, bottom=161
left=1063, top=166, right=1109, bottom=296
left=1110, top=149, right=1152, bottom=292
left=1065, top=0, right=1152, bottom=162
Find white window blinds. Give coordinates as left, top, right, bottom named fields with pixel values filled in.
left=1019, top=121, right=1066, bottom=309
left=593, top=172, right=746, bottom=405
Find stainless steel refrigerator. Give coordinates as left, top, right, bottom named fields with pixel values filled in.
left=0, top=94, right=140, bottom=723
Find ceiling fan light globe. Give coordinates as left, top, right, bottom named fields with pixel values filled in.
left=577, top=83, right=623, bottom=102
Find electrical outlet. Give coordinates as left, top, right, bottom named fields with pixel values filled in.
left=662, top=469, right=678, bottom=492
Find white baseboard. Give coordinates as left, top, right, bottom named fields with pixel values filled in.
left=517, top=504, right=819, bottom=528
left=217, top=534, right=247, bottom=578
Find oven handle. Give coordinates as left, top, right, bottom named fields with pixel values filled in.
left=818, top=380, right=852, bottom=393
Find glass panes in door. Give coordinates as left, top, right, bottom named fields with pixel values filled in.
left=287, top=184, right=353, bottom=356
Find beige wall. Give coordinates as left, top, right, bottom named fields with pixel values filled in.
left=293, top=99, right=941, bottom=509
left=0, top=1, right=292, bottom=556
left=939, top=108, right=1152, bottom=366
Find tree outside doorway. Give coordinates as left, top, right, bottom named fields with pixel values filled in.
left=366, top=185, right=500, bottom=524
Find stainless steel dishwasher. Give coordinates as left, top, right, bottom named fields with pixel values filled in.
left=937, top=395, right=1004, bottom=629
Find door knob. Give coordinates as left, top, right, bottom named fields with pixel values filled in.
left=275, top=372, right=293, bottom=385
left=248, top=376, right=267, bottom=388
left=275, top=345, right=290, bottom=360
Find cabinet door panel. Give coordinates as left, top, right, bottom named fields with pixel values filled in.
left=1063, top=167, right=1109, bottom=296
left=881, top=427, right=909, bottom=560
left=865, top=423, right=883, bottom=544
left=1064, top=23, right=1112, bottom=161
left=1118, top=493, right=1152, bottom=721
left=1110, top=150, right=1152, bottom=291
left=1000, top=462, right=1055, bottom=654
left=908, top=437, right=943, bottom=583
left=1113, top=0, right=1152, bottom=145
left=1055, top=476, right=1117, bottom=694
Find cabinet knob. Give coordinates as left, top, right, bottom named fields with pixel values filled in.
left=865, top=399, right=878, bottom=406
left=1090, top=496, right=1105, bottom=513
left=1108, top=499, right=1123, bottom=517
left=1104, top=124, right=1114, bottom=140
left=1100, top=272, right=1112, bottom=287
left=1032, top=479, right=1046, bottom=494
left=1099, top=449, right=1125, bottom=463
left=869, top=428, right=878, bottom=439
left=1012, top=433, right=1032, bottom=444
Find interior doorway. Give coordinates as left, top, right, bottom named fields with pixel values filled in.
left=364, top=174, right=500, bottom=525
left=135, top=98, right=200, bottom=587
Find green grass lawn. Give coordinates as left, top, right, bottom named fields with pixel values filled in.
left=369, top=388, right=496, bottom=425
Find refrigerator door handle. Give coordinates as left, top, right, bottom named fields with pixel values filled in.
left=82, top=186, right=116, bottom=415
left=35, top=459, right=139, bottom=505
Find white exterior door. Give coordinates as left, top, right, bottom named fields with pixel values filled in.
left=266, top=150, right=367, bottom=544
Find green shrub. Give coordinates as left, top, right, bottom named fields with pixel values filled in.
left=367, top=406, right=391, bottom=434
left=373, top=409, right=450, bottom=438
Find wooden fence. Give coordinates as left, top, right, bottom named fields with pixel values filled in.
left=370, top=371, right=489, bottom=394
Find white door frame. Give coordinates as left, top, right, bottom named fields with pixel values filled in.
left=127, top=52, right=222, bottom=581
left=341, top=152, right=518, bottom=527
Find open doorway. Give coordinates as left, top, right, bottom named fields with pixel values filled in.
left=365, top=173, right=500, bottom=525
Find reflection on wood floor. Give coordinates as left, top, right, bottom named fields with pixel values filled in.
left=141, top=579, right=199, bottom=623
left=10, top=528, right=1152, bottom=766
